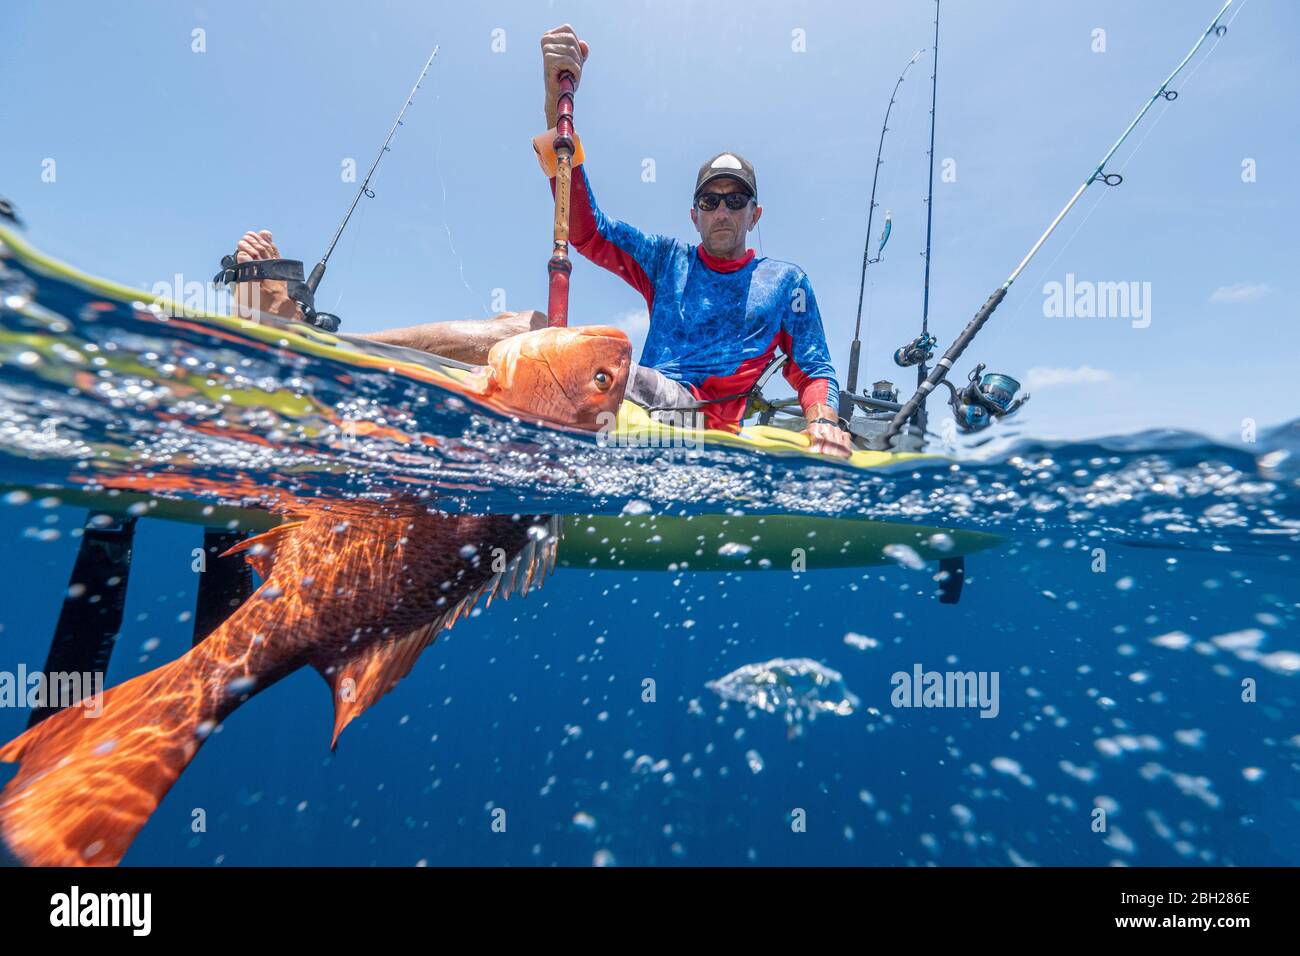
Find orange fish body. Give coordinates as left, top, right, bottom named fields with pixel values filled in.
left=0, top=325, right=630, bottom=866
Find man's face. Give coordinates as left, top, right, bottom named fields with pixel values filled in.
left=690, top=177, right=763, bottom=258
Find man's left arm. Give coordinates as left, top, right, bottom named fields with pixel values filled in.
left=779, top=273, right=852, bottom=457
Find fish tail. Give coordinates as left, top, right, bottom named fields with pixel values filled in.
left=0, top=651, right=218, bottom=867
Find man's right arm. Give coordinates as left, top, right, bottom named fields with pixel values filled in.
left=537, top=24, right=671, bottom=309
left=533, top=137, right=670, bottom=308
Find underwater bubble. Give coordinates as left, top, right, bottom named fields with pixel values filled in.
left=572, top=812, right=597, bottom=832
left=717, top=541, right=751, bottom=558
left=1104, top=827, right=1136, bottom=855
left=1210, top=629, right=1264, bottom=652
left=707, top=658, right=860, bottom=720
left=926, top=533, right=954, bottom=553
left=883, top=544, right=925, bottom=570
left=843, top=632, right=878, bottom=651
left=1258, top=651, right=1300, bottom=675
left=226, top=675, right=258, bottom=696
left=1150, top=631, right=1192, bottom=650
left=1059, top=761, right=1096, bottom=783
left=592, top=849, right=616, bottom=867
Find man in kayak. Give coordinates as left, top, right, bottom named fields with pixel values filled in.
left=534, top=24, right=851, bottom=458
left=229, top=25, right=851, bottom=458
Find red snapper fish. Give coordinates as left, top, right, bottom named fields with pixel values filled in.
left=0, top=325, right=631, bottom=866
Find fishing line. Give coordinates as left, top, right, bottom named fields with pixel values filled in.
left=327, top=196, right=370, bottom=316
left=213, top=46, right=440, bottom=332
left=839, top=46, right=929, bottom=419
left=1001, top=1, right=1245, bottom=329
left=868, top=56, right=924, bottom=299
left=313, top=47, right=440, bottom=294
left=869, top=54, right=924, bottom=359
left=875, top=60, right=923, bottom=216
left=425, top=86, right=482, bottom=313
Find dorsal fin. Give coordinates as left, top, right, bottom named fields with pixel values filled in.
left=219, top=521, right=303, bottom=578
left=315, top=516, right=562, bottom=748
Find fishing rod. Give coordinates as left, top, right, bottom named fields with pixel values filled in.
left=876, top=0, right=1235, bottom=449
left=893, top=0, right=943, bottom=436
left=838, top=47, right=926, bottom=422
left=547, top=70, right=578, bottom=328
left=214, top=46, right=440, bottom=332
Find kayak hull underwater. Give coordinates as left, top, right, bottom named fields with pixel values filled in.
left=4, top=482, right=1002, bottom=572
left=556, top=512, right=999, bottom=571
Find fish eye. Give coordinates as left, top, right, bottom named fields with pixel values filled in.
left=593, top=369, right=613, bottom=391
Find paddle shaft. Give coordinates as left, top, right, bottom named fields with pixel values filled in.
left=547, top=72, right=577, bottom=328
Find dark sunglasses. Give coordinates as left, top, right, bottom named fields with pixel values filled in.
left=695, top=191, right=753, bottom=212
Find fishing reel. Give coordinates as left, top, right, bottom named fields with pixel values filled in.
left=940, top=363, right=1029, bottom=433
left=894, top=332, right=937, bottom=368
left=213, top=255, right=340, bottom=332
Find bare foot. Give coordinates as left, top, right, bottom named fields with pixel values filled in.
left=231, top=229, right=304, bottom=323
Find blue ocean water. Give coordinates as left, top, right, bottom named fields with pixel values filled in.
left=1, top=230, right=1297, bottom=866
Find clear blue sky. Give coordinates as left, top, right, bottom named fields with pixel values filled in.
left=2, top=0, right=1294, bottom=440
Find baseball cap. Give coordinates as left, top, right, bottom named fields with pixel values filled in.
left=694, top=152, right=757, bottom=200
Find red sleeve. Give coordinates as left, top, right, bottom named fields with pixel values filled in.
left=778, top=329, right=834, bottom=412
left=549, top=165, right=657, bottom=309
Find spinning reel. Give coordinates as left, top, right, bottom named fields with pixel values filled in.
left=939, top=363, right=1029, bottom=433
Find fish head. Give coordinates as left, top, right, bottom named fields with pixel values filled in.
left=484, top=325, right=631, bottom=430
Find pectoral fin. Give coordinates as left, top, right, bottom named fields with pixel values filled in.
left=219, top=521, right=303, bottom=578
left=315, top=516, right=562, bottom=748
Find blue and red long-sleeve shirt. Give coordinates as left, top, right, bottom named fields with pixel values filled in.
left=537, top=143, right=840, bottom=430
